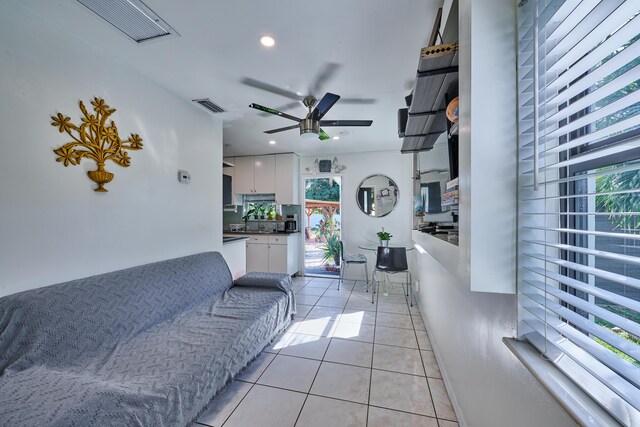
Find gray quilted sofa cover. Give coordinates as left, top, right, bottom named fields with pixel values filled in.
left=0, top=251, right=295, bottom=426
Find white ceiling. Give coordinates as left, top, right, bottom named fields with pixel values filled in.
left=20, top=0, right=442, bottom=157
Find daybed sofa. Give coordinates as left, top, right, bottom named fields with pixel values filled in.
left=0, top=251, right=295, bottom=426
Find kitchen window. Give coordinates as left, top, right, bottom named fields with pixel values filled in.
left=516, top=0, right=640, bottom=424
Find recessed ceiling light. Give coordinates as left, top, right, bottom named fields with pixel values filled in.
left=260, top=35, right=275, bottom=47
left=269, top=140, right=276, bottom=145
left=332, top=136, right=340, bottom=140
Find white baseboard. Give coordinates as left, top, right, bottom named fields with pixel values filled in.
left=418, top=305, right=468, bottom=427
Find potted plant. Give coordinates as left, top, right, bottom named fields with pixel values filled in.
left=321, top=235, right=341, bottom=267
left=242, top=204, right=257, bottom=223
left=255, top=203, right=267, bottom=220
left=266, top=206, right=276, bottom=221
left=377, top=228, right=392, bottom=247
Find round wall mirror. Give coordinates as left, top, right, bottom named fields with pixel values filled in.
left=356, top=175, right=399, bottom=217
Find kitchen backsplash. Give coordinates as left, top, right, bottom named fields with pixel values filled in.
left=223, top=204, right=301, bottom=232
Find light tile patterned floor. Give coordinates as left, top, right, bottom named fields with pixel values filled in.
left=194, top=276, right=458, bottom=427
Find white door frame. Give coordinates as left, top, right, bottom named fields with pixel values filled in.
left=299, top=173, right=344, bottom=277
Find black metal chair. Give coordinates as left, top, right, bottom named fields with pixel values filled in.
left=371, top=246, right=413, bottom=306
left=338, top=241, right=369, bottom=290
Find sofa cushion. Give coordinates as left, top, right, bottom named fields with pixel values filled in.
left=234, top=272, right=297, bottom=316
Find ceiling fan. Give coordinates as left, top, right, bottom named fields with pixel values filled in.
left=249, top=92, right=373, bottom=141
left=241, top=62, right=376, bottom=116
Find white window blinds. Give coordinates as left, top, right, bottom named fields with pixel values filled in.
left=517, top=0, right=640, bottom=424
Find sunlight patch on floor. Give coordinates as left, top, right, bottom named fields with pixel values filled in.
left=336, top=311, right=364, bottom=325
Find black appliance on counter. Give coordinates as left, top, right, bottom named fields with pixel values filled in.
left=285, top=214, right=298, bottom=232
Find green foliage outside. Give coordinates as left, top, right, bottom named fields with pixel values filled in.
left=318, top=215, right=341, bottom=264
left=316, top=216, right=340, bottom=240
left=592, top=35, right=640, bottom=231
left=593, top=33, right=640, bottom=131
left=594, top=308, right=640, bottom=367
left=596, top=168, right=640, bottom=230
left=594, top=337, right=639, bottom=367
left=321, top=235, right=341, bottom=265
left=305, top=178, right=340, bottom=202
left=575, top=35, right=640, bottom=365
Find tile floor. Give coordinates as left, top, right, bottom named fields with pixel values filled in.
left=194, top=276, right=458, bottom=427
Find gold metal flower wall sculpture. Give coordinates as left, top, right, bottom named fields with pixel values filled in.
left=51, top=97, right=143, bottom=192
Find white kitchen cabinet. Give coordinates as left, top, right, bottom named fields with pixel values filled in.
left=233, top=155, right=276, bottom=194
left=230, top=154, right=298, bottom=199
left=246, top=235, right=269, bottom=273
left=254, top=155, right=276, bottom=193
left=233, top=156, right=256, bottom=194
left=267, top=242, right=288, bottom=274
left=275, top=153, right=300, bottom=204
left=244, top=233, right=300, bottom=275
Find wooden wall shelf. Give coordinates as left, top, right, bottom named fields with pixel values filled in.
left=401, top=42, right=459, bottom=153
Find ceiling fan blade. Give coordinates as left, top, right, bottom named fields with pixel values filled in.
left=339, top=98, right=377, bottom=105
left=311, top=92, right=341, bottom=120
left=319, top=120, right=373, bottom=127
left=258, top=100, right=301, bottom=117
left=310, top=62, right=341, bottom=95
left=249, top=103, right=302, bottom=122
left=318, top=129, right=331, bottom=141
left=241, top=77, right=301, bottom=100
left=264, top=124, right=299, bottom=134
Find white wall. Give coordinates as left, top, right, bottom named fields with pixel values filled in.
left=300, top=151, right=413, bottom=280
left=413, top=233, right=576, bottom=427
left=0, top=3, right=223, bottom=297
left=407, top=1, right=576, bottom=426
left=457, top=0, right=518, bottom=294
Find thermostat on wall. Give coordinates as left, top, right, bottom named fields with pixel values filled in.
left=178, top=170, right=191, bottom=184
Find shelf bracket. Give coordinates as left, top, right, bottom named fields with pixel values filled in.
left=416, top=65, right=459, bottom=78
left=408, top=109, right=446, bottom=117
left=404, top=131, right=445, bottom=138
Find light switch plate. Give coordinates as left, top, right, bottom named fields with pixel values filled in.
left=178, top=170, right=191, bottom=183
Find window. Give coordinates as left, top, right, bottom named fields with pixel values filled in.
left=242, top=194, right=277, bottom=221
left=517, top=1, right=640, bottom=424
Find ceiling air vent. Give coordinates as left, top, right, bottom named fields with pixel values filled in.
left=193, top=99, right=226, bottom=114
left=77, top=0, right=178, bottom=43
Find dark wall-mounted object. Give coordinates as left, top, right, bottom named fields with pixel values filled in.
left=445, top=93, right=459, bottom=180
left=223, top=174, right=232, bottom=205
left=405, top=93, right=413, bottom=107
left=448, top=139, right=459, bottom=180
left=318, top=160, right=332, bottom=172
left=398, top=108, right=408, bottom=138
left=421, top=182, right=443, bottom=214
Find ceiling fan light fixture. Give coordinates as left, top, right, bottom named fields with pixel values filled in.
left=300, top=118, right=319, bottom=140
left=260, top=35, right=275, bottom=47
left=268, top=140, right=276, bottom=145
left=300, top=131, right=318, bottom=140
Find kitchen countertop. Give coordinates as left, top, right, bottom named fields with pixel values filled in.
left=223, top=231, right=301, bottom=236
left=222, top=236, right=250, bottom=244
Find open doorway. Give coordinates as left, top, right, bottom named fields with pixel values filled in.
left=304, top=176, right=341, bottom=277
